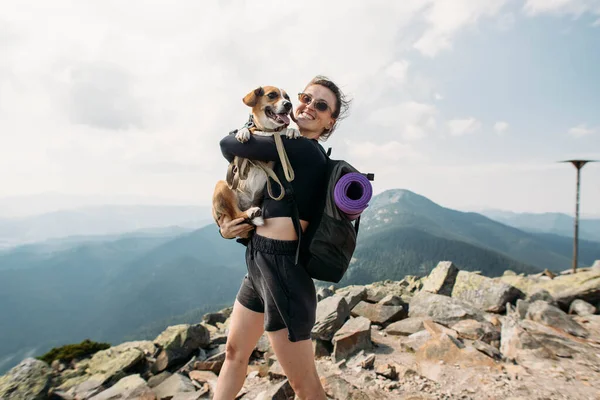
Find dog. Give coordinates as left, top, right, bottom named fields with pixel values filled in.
left=212, top=85, right=301, bottom=229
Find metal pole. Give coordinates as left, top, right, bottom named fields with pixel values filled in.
left=560, top=159, right=596, bottom=274
left=573, top=164, right=581, bottom=273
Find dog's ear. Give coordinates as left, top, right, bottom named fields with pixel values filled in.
left=243, top=87, right=264, bottom=107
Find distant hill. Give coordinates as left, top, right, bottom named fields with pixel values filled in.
left=0, top=205, right=212, bottom=248
left=342, top=189, right=600, bottom=285
left=480, top=209, right=600, bottom=242
left=0, top=225, right=246, bottom=374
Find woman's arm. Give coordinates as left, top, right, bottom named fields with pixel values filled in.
left=220, top=133, right=280, bottom=163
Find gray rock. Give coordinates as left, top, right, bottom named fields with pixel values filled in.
left=408, top=291, right=486, bottom=325
left=320, top=375, right=370, bottom=400
left=378, top=294, right=404, bottom=306
left=312, top=295, right=350, bottom=341
left=147, top=372, right=172, bottom=388
left=568, top=299, right=597, bottom=316
left=402, top=330, right=432, bottom=351
left=528, top=289, right=558, bottom=307
left=317, top=286, right=334, bottom=301
left=385, top=317, right=428, bottom=336
left=365, top=287, right=388, bottom=303
left=0, top=358, right=52, bottom=400
left=86, top=342, right=152, bottom=384
left=516, top=299, right=530, bottom=319
left=500, top=308, right=554, bottom=362
left=451, top=319, right=500, bottom=344
left=202, top=312, right=227, bottom=326
left=89, top=374, right=155, bottom=400
left=70, top=376, right=106, bottom=399
left=255, top=333, right=271, bottom=353
left=332, top=316, right=372, bottom=362
left=526, top=300, right=589, bottom=338
left=343, top=287, right=367, bottom=310
left=451, top=271, right=523, bottom=313
left=470, top=340, right=502, bottom=360
left=421, top=261, right=459, bottom=296
left=152, top=324, right=210, bottom=373
left=350, top=301, right=406, bottom=325
left=152, top=374, right=196, bottom=400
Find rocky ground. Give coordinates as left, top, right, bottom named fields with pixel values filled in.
left=1, top=260, right=600, bottom=400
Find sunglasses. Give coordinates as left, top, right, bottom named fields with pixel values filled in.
left=297, top=92, right=332, bottom=113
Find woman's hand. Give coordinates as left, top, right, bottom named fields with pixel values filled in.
left=218, top=215, right=254, bottom=239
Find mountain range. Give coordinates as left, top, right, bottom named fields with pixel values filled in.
left=0, top=205, right=212, bottom=249
left=480, top=209, right=600, bottom=242
left=1, top=189, right=599, bottom=374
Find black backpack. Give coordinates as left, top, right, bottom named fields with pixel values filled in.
left=285, top=146, right=374, bottom=283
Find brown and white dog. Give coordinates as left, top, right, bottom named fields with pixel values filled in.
left=212, top=85, right=300, bottom=229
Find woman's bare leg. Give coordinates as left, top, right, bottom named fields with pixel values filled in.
left=213, top=299, right=265, bottom=400
left=266, top=328, right=327, bottom=400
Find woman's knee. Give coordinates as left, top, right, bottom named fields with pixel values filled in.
left=224, top=340, right=252, bottom=363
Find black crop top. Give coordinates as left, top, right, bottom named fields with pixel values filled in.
left=219, top=133, right=327, bottom=222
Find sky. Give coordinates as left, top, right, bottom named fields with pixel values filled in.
left=1, top=0, right=599, bottom=217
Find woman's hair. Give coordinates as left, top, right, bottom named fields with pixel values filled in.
left=306, top=75, right=352, bottom=141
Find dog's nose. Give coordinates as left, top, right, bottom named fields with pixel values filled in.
left=283, top=101, right=292, bottom=111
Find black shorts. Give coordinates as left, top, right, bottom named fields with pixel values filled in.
left=236, top=233, right=317, bottom=342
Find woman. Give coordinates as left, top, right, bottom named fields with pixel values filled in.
left=213, top=76, right=350, bottom=400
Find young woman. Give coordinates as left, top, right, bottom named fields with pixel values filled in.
left=214, top=76, right=350, bottom=400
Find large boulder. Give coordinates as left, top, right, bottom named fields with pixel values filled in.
left=385, top=317, right=428, bottom=336
left=421, top=261, right=459, bottom=296
left=415, top=333, right=496, bottom=370
left=332, top=316, right=372, bottom=362
left=312, top=295, right=350, bottom=341
left=0, top=358, right=52, bottom=400
left=335, top=286, right=367, bottom=310
left=568, top=299, right=597, bottom=316
left=87, top=341, right=154, bottom=384
left=89, top=374, right=156, bottom=400
left=451, top=271, right=522, bottom=313
left=525, top=300, right=589, bottom=338
left=500, top=310, right=554, bottom=362
left=152, top=374, right=196, bottom=400
left=450, top=319, right=500, bottom=344
left=408, top=291, right=487, bottom=326
left=350, top=301, right=406, bottom=325
left=152, top=324, right=210, bottom=373
left=320, top=375, right=370, bottom=400
left=499, top=268, right=600, bottom=308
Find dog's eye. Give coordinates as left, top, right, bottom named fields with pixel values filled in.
left=267, top=92, right=278, bottom=99
left=283, top=93, right=290, bottom=101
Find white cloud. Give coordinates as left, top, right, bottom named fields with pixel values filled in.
left=523, top=0, right=600, bottom=18
left=447, top=118, right=482, bottom=136
left=368, top=102, right=437, bottom=141
left=345, top=140, right=427, bottom=163
left=385, top=60, right=410, bottom=84
left=568, top=124, right=597, bottom=137
left=414, top=0, right=511, bottom=57
left=0, top=0, right=598, bottom=216
left=494, top=121, right=510, bottom=134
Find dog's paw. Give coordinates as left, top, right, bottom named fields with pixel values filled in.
left=235, top=127, right=251, bottom=143
left=284, top=128, right=301, bottom=139
left=252, top=216, right=264, bottom=226
left=246, top=206, right=262, bottom=219
left=246, top=207, right=264, bottom=226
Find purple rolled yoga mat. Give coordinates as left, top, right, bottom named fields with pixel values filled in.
left=334, top=172, right=373, bottom=218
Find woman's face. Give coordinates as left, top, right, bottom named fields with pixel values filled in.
left=294, top=84, right=336, bottom=136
